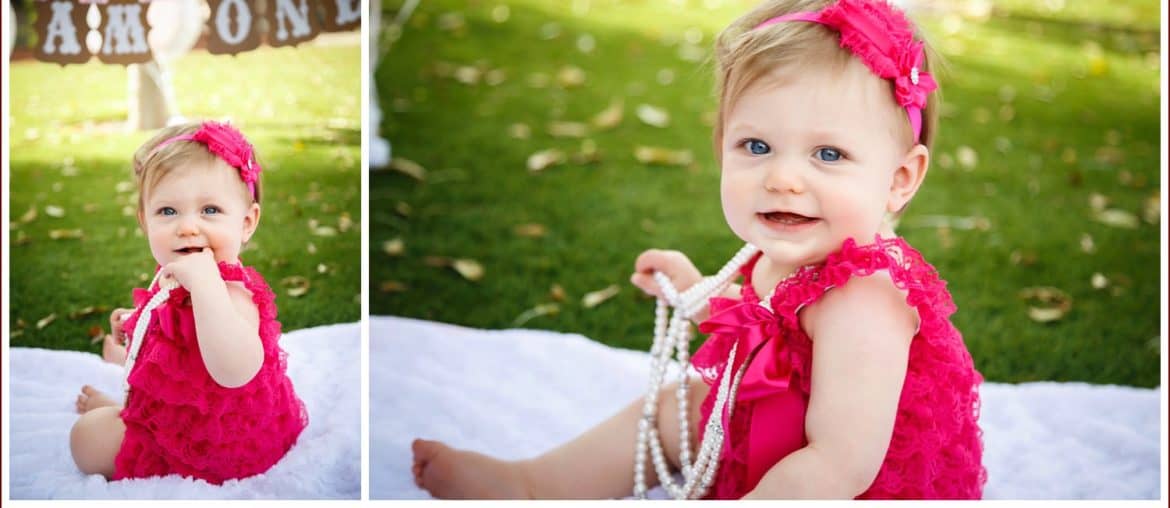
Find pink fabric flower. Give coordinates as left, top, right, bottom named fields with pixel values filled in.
left=188, top=121, right=262, bottom=194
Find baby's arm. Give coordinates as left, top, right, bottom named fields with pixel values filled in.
left=745, top=272, right=917, bottom=499
left=164, top=251, right=263, bottom=388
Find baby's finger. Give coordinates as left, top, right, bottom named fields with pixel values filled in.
left=630, top=272, right=663, bottom=298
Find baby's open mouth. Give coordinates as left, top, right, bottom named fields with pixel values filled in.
left=175, top=247, right=205, bottom=254
left=760, top=211, right=818, bottom=225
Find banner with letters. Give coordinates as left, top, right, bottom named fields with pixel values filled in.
left=33, top=0, right=360, bottom=65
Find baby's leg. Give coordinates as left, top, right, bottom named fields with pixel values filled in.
left=70, top=405, right=126, bottom=478
left=412, top=378, right=709, bottom=499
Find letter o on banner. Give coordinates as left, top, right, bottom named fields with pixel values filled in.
left=207, top=0, right=262, bottom=55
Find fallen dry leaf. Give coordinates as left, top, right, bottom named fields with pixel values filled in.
left=591, top=101, right=624, bottom=130
left=1079, top=233, right=1095, bottom=253
left=583, top=284, right=621, bottom=308
left=317, top=264, right=329, bottom=274
left=452, top=259, right=485, bottom=281
left=634, top=146, right=693, bottom=166
left=88, top=325, right=105, bottom=342
left=454, top=65, right=480, bottom=85
left=49, top=229, right=83, bottom=240
left=1091, top=273, right=1108, bottom=290
left=1088, top=192, right=1109, bottom=212
left=549, top=284, right=566, bottom=302
left=557, top=65, right=586, bottom=87
left=572, top=139, right=601, bottom=164
left=485, top=69, right=507, bottom=86
left=313, top=226, right=339, bottom=237
left=424, top=256, right=452, bottom=267
left=19, top=206, right=37, bottom=223
left=380, top=280, right=408, bottom=293
left=395, top=202, right=413, bottom=217
left=281, top=276, right=311, bottom=298
left=307, top=242, right=318, bottom=254
left=1092, top=209, right=1138, bottom=229
left=509, top=123, right=532, bottom=140
left=513, top=223, right=547, bottom=238
left=383, top=238, right=405, bottom=256
left=37, top=313, right=57, bottom=329
left=956, top=146, right=978, bottom=170
left=548, top=121, right=588, bottom=138
left=512, top=303, right=559, bottom=327
left=1018, top=286, right=1072, bottom=323
left=69, top=305, right=109, bottom=320
left=1143, top=193, right=1160, bottom=224
left=636, top=104, right=670, bottom=127
left=338, top=213, right=354, bottom=233
left=45, top=205, right=65, bottom=218
left=527, top=149, right=566, bottom=172
left=389, top=158, right=427, bottom=180
left=904, top=215, right=991, bottom=231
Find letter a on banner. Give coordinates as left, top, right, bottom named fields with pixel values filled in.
left=207, top=0, right=263, bottom=55
left=96, top=0, right=153, bottom=65
left=34, top=0, right=91, bottom=65
left=266, top=0, right=320, bottom=47
left=320, top=0, right=361, bottom=32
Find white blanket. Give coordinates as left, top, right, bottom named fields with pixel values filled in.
left=8, top=322, right=360, bottom=499
left=371, top=316, right=1162, bottom=500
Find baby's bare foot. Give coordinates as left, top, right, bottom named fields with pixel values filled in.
left=101, top=334, right=127, bottom=365
left=75, top=385, right=118, bottom=414
left=411, top=439, right=532, bottom=499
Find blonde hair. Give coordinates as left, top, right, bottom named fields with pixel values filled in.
left=132, top=122, right=263, bottom=214
left=712, top=0, right=940, bottom=160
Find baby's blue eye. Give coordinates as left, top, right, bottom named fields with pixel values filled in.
left=159, top=207, right=176, bottom=216
left=816, top=147, right=842, bottom=162
left=743, top=139, right=770, bottom=155
left=203, top=206, right=220, bottom=215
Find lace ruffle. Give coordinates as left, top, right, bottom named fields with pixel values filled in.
left=115, top=262, right=308, bottom=484
left=695, top=237, right=985, bottom=499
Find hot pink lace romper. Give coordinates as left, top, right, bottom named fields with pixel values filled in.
left=115, top=262, right=308, bottom=484
left=694, top=237, right=986, bottom=499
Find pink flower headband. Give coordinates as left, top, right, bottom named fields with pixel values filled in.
left=150, top=121, right=262, bottom=199
left=755, top=0, right=937, bottom=143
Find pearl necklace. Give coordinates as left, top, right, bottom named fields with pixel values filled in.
left=123, top=272, right=179, bottom=394
left=633, top=243, right=760, bottom=499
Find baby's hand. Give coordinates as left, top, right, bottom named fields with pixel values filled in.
left=108, top=307, right=134, bottom=345
left=161, top=248, right=221, bottom=293
left=630, top=249, right=703, bottom=299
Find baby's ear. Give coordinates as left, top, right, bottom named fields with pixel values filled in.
left=888, top=144, right=930, bottom=213
left=242, top=202, right=261, bottom=243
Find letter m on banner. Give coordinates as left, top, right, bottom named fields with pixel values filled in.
left=96, top=0, right=154, bottom=65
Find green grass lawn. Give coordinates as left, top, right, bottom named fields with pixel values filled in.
left=8, top=42, right=362, bottom=353
left=372, top=0, right=1161, bottom=388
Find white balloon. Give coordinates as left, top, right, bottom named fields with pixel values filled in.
left=6, top=0, right=15, bottom=60
left=147, top=0, right=203, bottom=63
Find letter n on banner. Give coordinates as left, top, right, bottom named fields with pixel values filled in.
left=96, top=0, right=153, bottom=65
left=267, top=0, right=320, bottom=47
left=207, top=0, right=263, bottom=55
left=320, top=0, right=360, bottom=32
left=34, top=0, right=91, bottom=65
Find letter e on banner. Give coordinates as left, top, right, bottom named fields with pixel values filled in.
left=320, top=0, right=360, bottom=32
left=96, top=0, right=153, bottom=65
left=34, top=0, right=91, bottom=65
left=266, top=0, right=320, bottom=47
left=207, top=0, right=262, bottom=55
